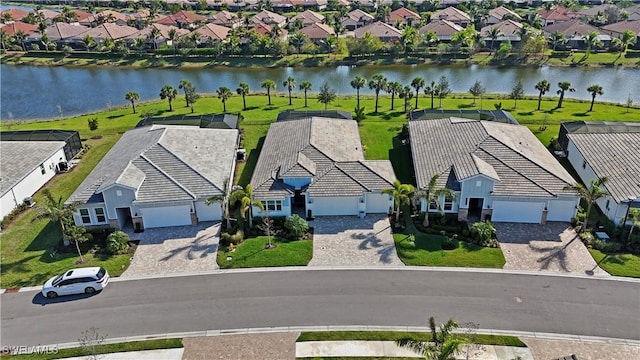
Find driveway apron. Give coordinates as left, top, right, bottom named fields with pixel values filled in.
left=309, top=214, right=404, bottom=266
left=494, top=222, right=609, bottom=276
left=121, top=222, right=220, bottom=278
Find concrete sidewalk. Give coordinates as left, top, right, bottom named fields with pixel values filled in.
left=60, top=348, right=183, bottom=360
left=295, top=341, right=534, bottom=359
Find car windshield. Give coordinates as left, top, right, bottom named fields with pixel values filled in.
left=51, top=274, right=64, bottom=286
left=96, top=268, right=106, bottom=279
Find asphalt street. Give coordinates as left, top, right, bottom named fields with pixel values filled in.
left=1, top=269, right=639, bottom=347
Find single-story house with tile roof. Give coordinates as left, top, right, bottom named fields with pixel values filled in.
left=430, top=7, right=471, bottom=28
left=251, top=116, right=396, bottom=218
left=543, top=20, right=611, bottom=50
left=194, top=23, right=231, bottom=43
left=480, top=20, right=525, bottom=44
left=67, top=125, right=238, bottom=230
left=154, top=10, right=208, bottom=29
left=387, top=7, right=421, bottom=27
left=354, top=21, right=402, bottom=42
left=419, top=19, right=463, bottom=41
left=409, top=118, right=579, bottom=224
left=211, top=10, right=243, bottom=28
left=487, top=6, right=522, bottom=25
left=1, top=141, right=67, bottom=219
left=290, top=9, right=324, bottom=28
left=251, top=10, right=288, bottom=28
left=562, top=121, right=640, bottom=225
left=299, top=22, right=335, bottom=42
left=341, top=9, right=375, bottom=31
left=0, top=8, right=29, bottom=22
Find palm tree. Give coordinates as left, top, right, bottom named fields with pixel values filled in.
left=147, top=26, right=161, bottom=50
left=396, top=316, right=466, bottom=360
left=206, top=178, right=231, bottom=228
left=230, top=184, right=264, bottom=228
left=549, top=31, right=566, bottom=51
left=13, top=30, right=27, bottom=51
left=411, top=76, right=425, bottom=109
left=82, top=34, right=95, bottom=51
left=556, top=81, right=575, bottom=109
left=350, top=75, right=367, bottom=108
left=386, top=81, right=402, bottom=110
left=368, top=74, right=387, bottom=114
left=425, top=81, right=438, bottom=110
left=283, top=76, right=296, bottom=105
left=35, top=189, right=76, bottom=250
left=179, top=79, right=193, bottom=107
left=299, top=81, right=312, bottom=107
left=382, top=180, right=415, bottom=224
left=624, top=208, right=640, bottom=251
left=124, top=91, right=140, bottom=114
left=400, top=85, right=414, bottom=112
left=613, top=30, right=636, bottom=57
left=236, top=83, right=250, bottom=110
left=414, top=174, right=455, bottom=227
left=289, top=31, right=307, bottom=54
left=488, top=27, right=502, bottom=54
left=217, top=86, right=232, bottom=112
left=534, top=80, right=550, bottom=111
left=159, top=85, right=178, bottom=111
left=583, top=31, right=602, bottom=58
left=564, top=177, right=609, bottom=233
left=585, top=84, right=604, bottom=112
left=261, top=79, right=276, bottom=105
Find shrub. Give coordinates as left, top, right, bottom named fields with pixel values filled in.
left=221, top=229, right=244, bottom=244
left=87, top=117, right=99, bottom=131
left=0, top=202, right=29, bottom=229
left=285, top=214, right=309, bottom=239
left=106, top=231, right=129, bottom=255
left=470, top=221, right=497, bottom=247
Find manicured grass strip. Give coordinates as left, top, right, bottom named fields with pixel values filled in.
left=297, top=357, right=417, bottom=359
left=393, top=231, right=506, bottom=268
left=588, top=249, right=640, bottom=278
left=217, top=237, right=312, bottom=269
left=6, top=339, right=183, bottom=360
left=296, top=331, right=526, bottom=347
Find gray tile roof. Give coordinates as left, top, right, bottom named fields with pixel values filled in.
left=409, top=118, right=576, bottom=197
left=252, top=117, right=395, bottom=198
left=567, top=132, right=640, bottom=203
left=68, top=125, right=238, bottom=204
left=0, top=141, right=66, bottom=196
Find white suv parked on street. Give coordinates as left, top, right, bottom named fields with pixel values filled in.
left=42, top=267, right=110, bottom=298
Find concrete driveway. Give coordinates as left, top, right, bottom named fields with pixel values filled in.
left=121, top=222, right=220, bottom=278
left=494, top=222, right=609, bottom=276
left=308, top=214, right=403, bottom=266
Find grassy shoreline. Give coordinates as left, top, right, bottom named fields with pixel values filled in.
left=3, top=50, right=640, bottom=69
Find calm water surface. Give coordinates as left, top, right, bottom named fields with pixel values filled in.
left=1, top=63, right=639, bottom=120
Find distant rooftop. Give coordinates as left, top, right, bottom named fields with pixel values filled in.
left=136, top=113, right=238, bottom=129
left=276, top=110, right=352, bottom=122
left=410, top=109, right=519, bottom=124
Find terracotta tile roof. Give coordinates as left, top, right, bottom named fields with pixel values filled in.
left=537, top=6, right=574, bottom=21
left=95, top=10, right=129, bottom=22
left=291, top=9, right=324, bottom=26
left=543, top=20, right=609, bottom=39
left=388, top=7, right=421, bottom=23
left=419, top=19, right=463, bottom=38
left=35, top=9, right=60, bottom=21
left=430, top=7, right=471, bottom=23
left=155, top=10, right=207, bottom=26
left=71, top=10, right=95, bottom=23
left=0, top=8, right=29, bottom=21
left=602, top=20, right=640, bottom=36
left=194, top=23, right=231, bottom=41
left=480, top=20, right=524, bottom=38
left=251, top=10, right=287, bottom=26
left=346, top=9, right=374, bottom=22
left=45, top=22, right=90, bottom=40
left=299, top=22, right=335, bottom=39
left=125, top=23, right=189, bottom=40
left=78, top=23, right=139, bottom=40
left=354, top=21, right=401, bottom=40
left=253, top=21, right=272, bottom=36
left=0, top=21, right=38, bottom=36
left=211, top=10, right=241, bottom=26
left=489, top=6, right=521, bottom=21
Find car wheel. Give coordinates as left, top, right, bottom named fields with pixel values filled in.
left=85, top=287, right=96, bottom=294
left=47, top=291, right=58, bottom=298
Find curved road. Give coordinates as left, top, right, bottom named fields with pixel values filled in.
left=1, top=269, right=639, bottom=347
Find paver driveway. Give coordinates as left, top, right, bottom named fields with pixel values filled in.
left=494, top=222, right=609, bottom=276
left=121, top=222, right=220, bottom=278
left=308, top=214, right=404, bottom=266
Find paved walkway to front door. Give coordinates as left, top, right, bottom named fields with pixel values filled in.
left=121, top=222, right=220, bottom=278
left=494, top=222, right=609, bottom=276
left=308, top=215, right=404, bottom=267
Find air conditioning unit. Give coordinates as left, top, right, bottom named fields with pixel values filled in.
left=236, top=149, right=246, bottom=161
left=23, top=197, right=35, bottom=208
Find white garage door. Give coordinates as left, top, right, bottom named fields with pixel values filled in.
left=141, top=205, right=191, bottom=228
left=313, top=197, right=359, bottom=216
left=547, top=200, right=577, bottom=222
left=492, top=201, right=545, bottom=223
left=366, top=193, right=392, bottom=214
left=195, top=201, right=221, bottom=222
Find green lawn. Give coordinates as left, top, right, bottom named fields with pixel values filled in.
left=217, top=236, right=313, bottom=269
left=588, top=249, right=640, bottom=278
left=7, top=339, right=183, bottom=360
left=297, top=331, right=526, bottom=347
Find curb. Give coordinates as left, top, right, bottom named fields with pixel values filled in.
left=45, top=326, right=640, bottom=351
left=3, top=266, right=638, bottom=293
